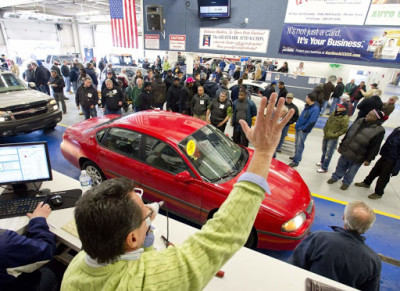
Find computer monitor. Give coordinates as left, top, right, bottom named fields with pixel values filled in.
left=0, top=141, right=52, bottom=195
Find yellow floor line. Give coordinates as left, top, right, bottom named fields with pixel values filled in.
left=57, top=123, right=69, bottom=128
left=311, top=193, right=400, bottom=220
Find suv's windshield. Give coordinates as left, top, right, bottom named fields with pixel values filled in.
left=178, top=125, right=248, bottom=182
left=0, top=74, right=26, bottom=93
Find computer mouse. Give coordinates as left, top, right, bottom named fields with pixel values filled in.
left=50, top=195, right=63, bottom=207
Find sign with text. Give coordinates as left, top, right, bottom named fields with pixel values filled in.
left=169, top=34, right=186, bottom=51
left=366, top=2, right=400, bottom=26
left=199, top=28, right=269, bottom=53
left=279, top=24, right=400, bottom=63
left=145, top=34, right=160, bottom=49
left=284, top=0, right=370, bottom=25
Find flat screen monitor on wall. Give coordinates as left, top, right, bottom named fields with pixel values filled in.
left=198, top=0, right=231, bottom=19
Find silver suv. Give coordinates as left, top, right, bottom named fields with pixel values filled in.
left=0, top=72, right=62, bottom=137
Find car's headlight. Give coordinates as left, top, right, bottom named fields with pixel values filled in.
left=49, top=99, right=57, bottom=105
left=306, top=198, right=314, bottom=214
left=281, top=212, right=306, bottom=232
left=53, top=105, right=59, bottom=110
left=0, top=111, right=11, bottom=122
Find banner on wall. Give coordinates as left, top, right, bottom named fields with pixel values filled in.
left=366, top=1, right=400, bottom=26
left=169, top=35, right=186, bottom=51
left=145, top=34, right=160, bottom=49
left=199, top=28, right=269, bottom=53
left=284, top=0, right=371, bottom=25
left=279, top=24, right=400, bottom=63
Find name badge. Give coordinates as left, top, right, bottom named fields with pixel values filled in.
left=113, top=89, right=117, bottom=94
left=200, top=100, right=205, bottom=105
left=219, top=104, right=225, bottom=109
left=88, top=93, right=92, bottom=97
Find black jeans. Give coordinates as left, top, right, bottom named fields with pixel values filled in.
left=233, top=124, right=249, bottom=147
left=363, top=156, right=394, bottom=196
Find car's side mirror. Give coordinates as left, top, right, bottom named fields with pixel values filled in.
left=28, top=82, right=36, bottom=88
left=175, top=170, right=193, bottom=183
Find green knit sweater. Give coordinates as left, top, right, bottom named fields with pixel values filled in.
left=61, top=181, right=264, bottom=291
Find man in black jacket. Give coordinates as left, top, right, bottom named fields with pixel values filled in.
left=61, top=60, right=72, bottom=94
left=328, top=109, right=385, bottom=190
left=329, top=77, right=344, bottom=114
left=76, top=77, right=99, bottom=119
left=355, top=126, right=400, bottom=199
left=180, top=77, right=195, bottom=115
left=138, top=82, right=154, bottom=111
left=101, top=79, right=124, bottom=115
left=349, top=81, right=366, bottom=116
left=163, top=70, right=174, bottom=91
left=85, top=63, right=98, bottom=89
left=263, top=81, right=276, bottom=100
left=276, top=93, right=299, bottom=152
left=206, top=91, right=232, bottom=133
left=31, top=61, right=49, bottom=94
left=277, top=81, right=288, bottom=98
left=166, top=78, right=182, bottom=112
left=356, top=95, right=383, bottom=120
left=48, top=70, right=66, bottom=114
left=290, top=201, right=381, bottom=291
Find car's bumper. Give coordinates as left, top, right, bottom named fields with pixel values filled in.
left=0, top=110, right=62, bottom=137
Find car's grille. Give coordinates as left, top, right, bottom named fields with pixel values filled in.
left=11, top=103, right=49, bottom=120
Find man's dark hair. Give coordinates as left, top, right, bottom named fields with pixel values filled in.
left=238, top=78, right=243, bottom=85
left=75, top=178, right=143, bottom=263
left=278, top=81, right=285, bottom=86
left=307, top=93, right=317, bottom=102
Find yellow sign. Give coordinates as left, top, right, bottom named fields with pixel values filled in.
left=186, top=140, right=196, bottom=156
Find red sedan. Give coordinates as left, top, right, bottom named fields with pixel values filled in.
left=61, top=110, right=314, bottom=250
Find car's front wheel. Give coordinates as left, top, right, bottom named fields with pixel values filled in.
left=82, top=161, right=106, bottom=186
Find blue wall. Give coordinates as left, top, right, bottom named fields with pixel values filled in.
left=143, top=0, right=399, bottom=68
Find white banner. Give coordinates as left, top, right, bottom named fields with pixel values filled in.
left=284, top=0, right=370, bottom=25
left=145, top=34, right=160, bottom=49
left=169, top=35, right=186, bottom=51
left=199, top=28, right=269, bottom=53
left=366, top=3, right=400, bottom=26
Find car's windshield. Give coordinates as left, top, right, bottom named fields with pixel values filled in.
left=0, top=74, right=26, bottom=93
left=178, top=124, right=248, bottom=182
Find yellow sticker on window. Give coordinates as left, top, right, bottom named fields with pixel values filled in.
left=186, top=140, right=196, bottom=156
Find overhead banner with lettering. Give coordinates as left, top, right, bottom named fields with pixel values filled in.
left=366, top=2, right=400, bottom=26
left=279, top=24, right=400, bottom=63
left=284, top=0, right=371, bottom=25
left=199, top=28, right=269, bottom=53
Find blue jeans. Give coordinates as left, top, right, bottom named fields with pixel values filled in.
left=332, top=155, right=362, bottom=185
left=329, top=97, right=339, bottom=114
left=81, top=106, right=97, bottom=119
left=105, top=107, right=122, bottom=115
left=277, top=124, right=290, bottom=150
left=63, top=76, right=71, bottom=92
left=320, top=139, right=338, bottom=171
left=320, top=100, right=329, bottom=115
left=293, top=130, right=309, bottom=165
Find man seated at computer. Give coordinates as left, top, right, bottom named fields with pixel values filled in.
left=0, top=202, right=57, bottom=290
left=61, top=93, right=294, bottom=290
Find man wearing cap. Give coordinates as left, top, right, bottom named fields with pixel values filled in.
left=101, top=70, right=118, bottom=92
left=101, top=79, right=124, bottom=115
left=263, top=81, right=276, bottom=100
left=180, top=77, right=195, bottom=115
left=206, top=91, right=232, bottom=133
left=356, top=93, right=382, bottom=120
left=191, top=86, right=210, bottom=121
left=361, top=83, right=381, bottom=99
left=231, top=90, right=257, bottom=147
left=355, top=126, right=400, bottom=199
left=328, top=109, right=385, bottom=190
left=167, top=77, right=182, bottom=112
left=382, top=95, right=398, bottom=117
left=276, top=93, right=299, bottom=153
left=317, top=103, right=349, bottom=173
left=138, top=82, right=154, bottom=111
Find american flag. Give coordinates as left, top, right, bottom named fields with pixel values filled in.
left=109, top=0, right=138, bottom=48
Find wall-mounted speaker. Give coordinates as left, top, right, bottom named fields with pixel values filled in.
left=56, top=23, right=63, bottom=31
left=145, top=5, right=164, bottom=31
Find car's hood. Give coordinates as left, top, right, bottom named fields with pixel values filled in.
left=218, top=148, right=311, bottom=219
left=0, top=89, right=51, bottom=109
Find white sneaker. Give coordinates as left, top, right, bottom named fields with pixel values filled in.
left=317, top=168, right=327, bottom=173
left=316, top=162, right=322, bottom=166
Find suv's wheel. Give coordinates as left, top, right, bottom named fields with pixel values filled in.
left=82, top=161, right=106, bottom=186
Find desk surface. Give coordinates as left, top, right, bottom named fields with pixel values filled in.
left=0, top=171, right=355, bottom=291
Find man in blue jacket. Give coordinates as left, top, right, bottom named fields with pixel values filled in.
left=0, top=202, right=57, bottom=290
left=355, top=126, right=400, bottom=199
left=289, top=93, right=320, bottom=167
left=231, top=90, right=257, bottom=147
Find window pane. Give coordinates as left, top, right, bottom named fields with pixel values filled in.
left=144, top=136, right=187, bottom=174
left=105, top=128, right=141, bottom=158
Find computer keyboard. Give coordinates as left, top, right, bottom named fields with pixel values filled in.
left=0, top=196, right=46, bottom=219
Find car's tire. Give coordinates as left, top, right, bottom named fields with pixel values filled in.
left=207, top=209, right=257, bottom=249
left=82, top=161, right=106, bottom=186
